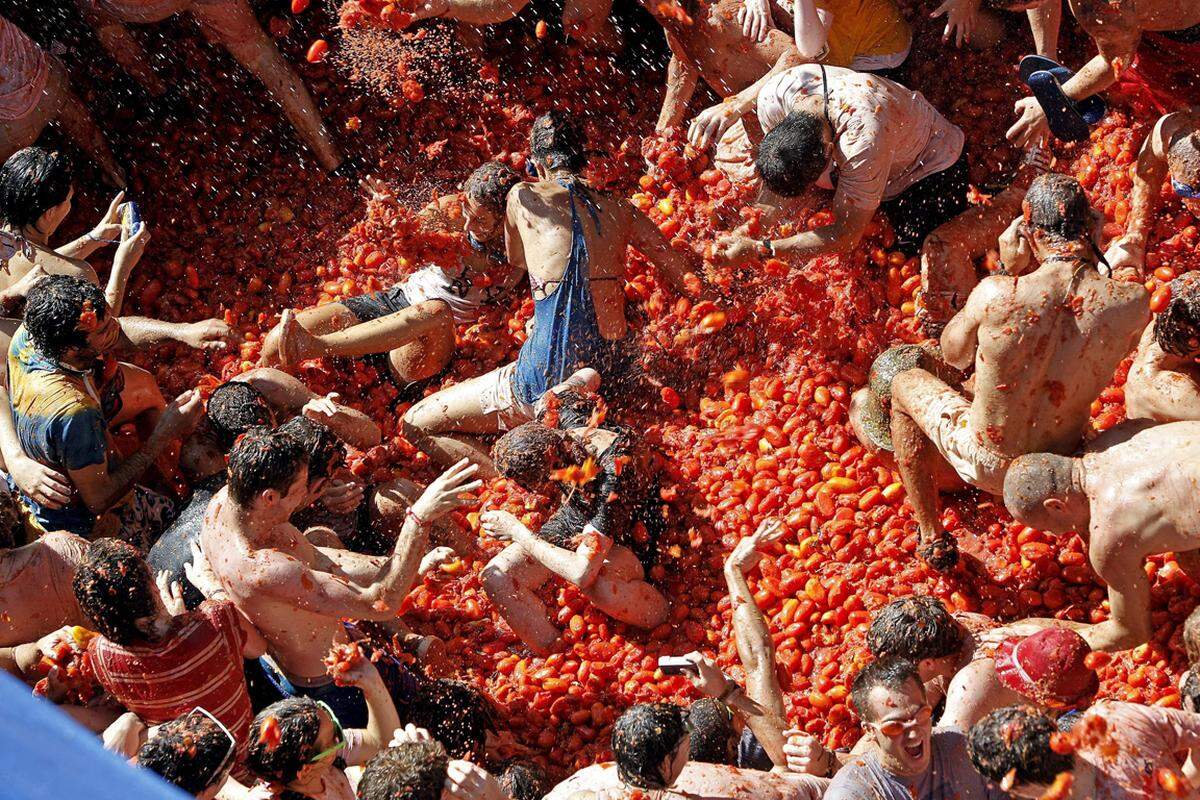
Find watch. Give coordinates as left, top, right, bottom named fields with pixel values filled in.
left=759, top=238, right=775, bottom=258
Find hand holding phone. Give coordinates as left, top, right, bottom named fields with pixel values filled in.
left=657, top=656, right=697, bottom=676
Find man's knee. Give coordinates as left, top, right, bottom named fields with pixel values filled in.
left=370, top=479, right=412, bottom=526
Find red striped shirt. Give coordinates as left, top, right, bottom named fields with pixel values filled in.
left=89, top=600, right=252, bottom=749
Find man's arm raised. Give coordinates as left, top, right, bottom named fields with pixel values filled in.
left=251, top=461, right=480, bottom=620
left=480, top=510, right=610, bottom=589
left=656, top=35, right=701, bottom=133
left=626, top=203, right=707, bottom=298
left=1107, top=114, right=1178, bottom=276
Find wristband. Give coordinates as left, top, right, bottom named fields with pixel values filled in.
left=759, top=238, right=775, bottom=258
left=718, top=680, right=741, bottom=703
left=406, top=508, right=430, bottom=527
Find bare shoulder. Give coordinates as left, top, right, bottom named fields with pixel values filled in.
left=970, top=274, right=1017, bottom=308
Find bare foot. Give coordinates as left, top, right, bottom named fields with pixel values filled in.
left=277, top=309, right=328, bottom=371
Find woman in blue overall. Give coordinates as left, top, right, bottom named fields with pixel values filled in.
left=403, top=110, right=706, bottom=476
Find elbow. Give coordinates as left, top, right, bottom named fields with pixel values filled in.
left=794, top=40, right=824, bottom=61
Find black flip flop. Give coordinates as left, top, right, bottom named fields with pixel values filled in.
left=1019, top=55, right=1107, bottom=142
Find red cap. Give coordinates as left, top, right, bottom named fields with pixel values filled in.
left=994, top=628, right=1099, bottom=710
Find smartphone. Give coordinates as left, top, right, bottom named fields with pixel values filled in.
left=120, top=201, right=141, bottom=237
left=657, top=656, right=696, bottom=676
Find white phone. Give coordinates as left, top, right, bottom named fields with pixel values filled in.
left=657, top=656, right=696, bottom=676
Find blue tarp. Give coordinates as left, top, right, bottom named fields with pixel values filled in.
left=0, top=672, right=188, bottom=800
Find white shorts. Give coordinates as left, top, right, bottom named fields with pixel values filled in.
left=477, top=363, right=535, bottom=432
left=908, top=386, right=1011, bottom=495
left=850, top=45, right=911, bottom=72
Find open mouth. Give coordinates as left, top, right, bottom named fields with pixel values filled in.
left=904, top=740, right=926, bottom=761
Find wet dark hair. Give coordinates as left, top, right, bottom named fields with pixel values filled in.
left=464, top=161, right=520, bottom=212
left=24, top=274, right=108, bottom=361
left=357, top=741, right=449, bottom=800
left=278, top=415, right=344, bottom=481
left=136, top=711, right=235, bottom=795
left=530, top=111, right=587, bottom=173
left=1154, top=272, right=1200, bottom=357
left=1024, top=173, right=1092, bottom=242
left=408, top=679, right=494, bottom=760
left=1167, top=132, right=1200, bottom=186
left=867, top=595, right=963, bottom=661
left=206, top=381, right=273, bottom=449
left=687, top=698, right=735, bottom=765
left=497, top=760, right=548, bottom=800
left=72, top=539, right=158, bottom=646
left=0, top=147, right=73, bottom=231
left=755, top=111, right=828, bottom=198
left=1185, top=604, right=1200, bottom=667
left=612, top=703, right=688, bottom=790
left=968, top=706, right=1073, bottom=787
left=537, top=388, right=598, bottom=430
left=1182, top=669, right=1200, bottom=714
left=850, top=657, right=924, bottom=723
left=227, top=427, right=308, bottom=506
left=246, top=698, right=325, bottom=785
left=491, top=421, right=569, bottom=488
left=1003, top=452, right=1077, bottom=524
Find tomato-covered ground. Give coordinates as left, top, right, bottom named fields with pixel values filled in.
left=10, top=0, right=1200, bottom=777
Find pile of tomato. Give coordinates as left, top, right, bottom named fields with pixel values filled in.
left=14, top=0, right=1200, bottom=778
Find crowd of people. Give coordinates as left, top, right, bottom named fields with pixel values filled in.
left=2, top=0, right=1200, bottom=797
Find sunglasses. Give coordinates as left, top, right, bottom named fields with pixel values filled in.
left=1173, top=178, right=1200, bottom=199
left=308, top=701, right=347, bottom=763
left=871, top=705, right=933, bottom=738
left=190, top=707, right=238, bottom=786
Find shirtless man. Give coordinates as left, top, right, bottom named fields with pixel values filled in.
left=258, top=163, right=523, bottom=389
left=1003, top=420, right=1200, bottom=651
left=198, top=428, right=480, bottom=724
left=0, top=529, right=88, bottom=646
left=1125, top=273, right=1200, bottom=423
left=1005, top=0, right=1200, bottom=147
left=72, top=0, right=342, bottom=171
left=478, top=395, right=669, bottom=655
left=402, top=111, right=704, bottom=475
left=0, top=14, right=123, bottom=187
left=888, top=174, right=1148, bottom=569
left=1106, top=109, right=1200, bottom=277
left=543, top=702, right=828, bottom=800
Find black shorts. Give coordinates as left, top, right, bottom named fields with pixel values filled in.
left=880, top=149, right=970, bottom=257
left=343, top=284, right=411, bottom=323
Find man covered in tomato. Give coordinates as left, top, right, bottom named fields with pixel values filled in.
left=478, top=388, right=669, bottom=656
left=543, top=702, right=828, bottom=800
left=1124, top=273, right=1200, bottom=423
left=1106, top=110, right=1200, bottom=277
left=884, top=174, right=1148, bottom=570
left=198, top=428, right=479, bottom=727
left=259, top=163, right=525, bottom=397
left=1002, top=420, right=1200, bottom=651
left=70, top=0, right=343, bottom=172
left=401, top=112, right=707, bottom=477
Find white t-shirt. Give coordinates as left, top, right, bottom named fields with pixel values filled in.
left=402, top=260, right=522, bottom=326
left=756, top=64, right=964, bottom=209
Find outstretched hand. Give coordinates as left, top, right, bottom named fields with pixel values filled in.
left=736, top=0, right=772, bottom=42
left=411, top=459, right=482, bottom=523
left=930, top=0, right=982, bottom=47
left=728, top=517, right=786, bottom=571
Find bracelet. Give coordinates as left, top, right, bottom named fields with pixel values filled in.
left=718, top=680, right=741, bottom=704
left=759, top=238, right=775, bottom=258
left=406, top=508, right=430, bottom=527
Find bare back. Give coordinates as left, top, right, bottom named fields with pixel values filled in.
left=0, top=245, right=97, bottom=295
left=964, top=265, right=1148, bottom=456
left=1085, top=422, right=1200, bottom=558
left=1124, top=324, right=1200, bottom=422
left=546, top=762, right=827, bottom=800
left=667, top=0, right=795, bottom=95
left=1069, top=0, right=1200, bottom=54
left=506, top=180, right=633, bottom=340
left=200, top=490, right=350, bottom=679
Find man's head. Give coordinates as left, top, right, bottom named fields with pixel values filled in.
left=72, top=539, right=169, bottom=646
left=686, top=698, right=736, bottom=765
left=1021, top=174, right=1102, bottom=256
left=867, top=596, right=964, bottom=691
left=136, top=710, right=238, bottom=799
left=850, top=658, right=933, bottom=778
left=226, top=427, right=309, bottom=516
left=278, top=415, right=344, bottom=503
left=497, top=760, right=548, bottom=800
left=463, top=161, right=520, bottom=241
left=206, top=381, right=274, bottom=450
left=491, top=421, right=571, bottom=492
left=611, top=703, right=690, bottom=790
left=755, top=111, right=832, bottom=198
left=357, top=740, right=450, bottom=800
left=1167, top=130, right=1200, bottom=216
left=529, top=111, right=587, bottom=177
left=1184, top=604, right=1200, bottom=668
left=246, top=698, right=344, bottom=787
left=0, top=147, right=74, bottom=235
left=408, top=679, right=493, bottom=761
left=24, top=275, right=119, bottom=368
left=1154, top=272, right=1200, bottom=358
left=993, top=628, right=1099, bottom=710
left=1182, top=669, right=1200, bottom=714
left=1003, top=452, right=1088, bottom=533
left=968, top=706, right=1074, bottom=799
